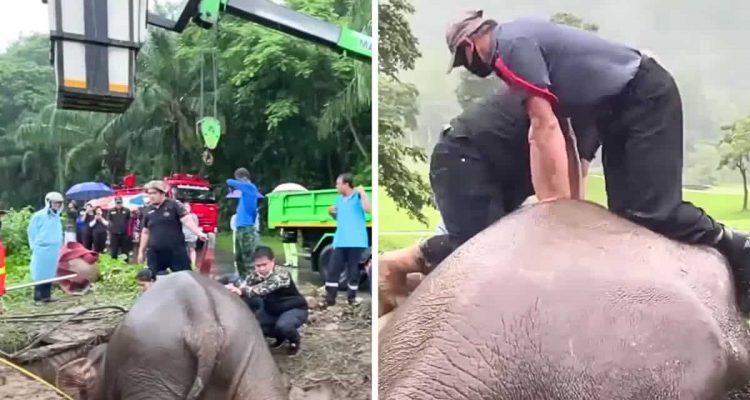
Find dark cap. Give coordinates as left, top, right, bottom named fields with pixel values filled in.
left=446, top=10, right=490, bottom=73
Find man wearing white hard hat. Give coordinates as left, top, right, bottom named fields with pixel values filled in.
left=27, top=192, right=65, bottom=305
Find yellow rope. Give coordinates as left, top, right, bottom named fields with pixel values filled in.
left=0, top=356, right=74, bottom=400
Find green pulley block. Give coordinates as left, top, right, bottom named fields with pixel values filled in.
left=198, top=116, right=221, bottom=150
left=202, top=149, right=214, bottom=166
left=194, top=0, right=228, bottom=29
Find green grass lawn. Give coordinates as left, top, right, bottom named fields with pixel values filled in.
left=379, top=173, right=750, bottom=251
left=216, top=231, right=285, bottom=256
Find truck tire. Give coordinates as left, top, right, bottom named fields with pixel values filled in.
left=318, top=244, right=370, bottom=290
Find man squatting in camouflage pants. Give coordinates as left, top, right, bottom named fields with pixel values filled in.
left=225, top=246, right=309, bottom=355
left=227, top=167, right=259, bottom=278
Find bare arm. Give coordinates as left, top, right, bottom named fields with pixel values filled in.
left=138, top=228, right=150, bottom=257
left=580, top=159, right=590, bottom=199
left=180, top=214, right=204, bottom=236
left=526, top=97, right=571, bottom=201
left=357, top=187, right=372, bottom=213
left=561, top=119, right=583, bottom=200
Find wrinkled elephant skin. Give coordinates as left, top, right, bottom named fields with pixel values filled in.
left=22, top=344, right=105, bottom=386
left=58, top=271, right=288, bottom=400
left=379, top=200, right=750, bottom=400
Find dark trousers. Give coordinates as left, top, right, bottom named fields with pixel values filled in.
left=33, top=283, right=52, bottom=302
left=147, top=246, right=191, bottom=277
left=92, top=232, right=107, bottom=253
left=425, top=131, right=533, bottom=270
left=109, top=233, right=130, bottom=260
left=242, top=295, right=263, bottom=312
left=82, top=231, right=93, bottom=250
left=598, top=56, right=723, bottom=246
left=325, top=247, right=365, bottom=305
left=256, top=307, right=308, bottom=344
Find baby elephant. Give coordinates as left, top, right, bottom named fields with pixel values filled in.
left=380, top=200, right=750, bottom=400
left=57, top=271, right=288, bottom=399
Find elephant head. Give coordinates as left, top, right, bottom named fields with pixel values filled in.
left=55, top=344, right=106, bottom=400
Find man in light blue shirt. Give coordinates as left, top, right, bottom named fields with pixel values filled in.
left=325, top=173, right=371, bottom=306
left=226, top=167, right=259, bottom=278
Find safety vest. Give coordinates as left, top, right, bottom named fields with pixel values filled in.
left=0, top=241, right=6, bottom=296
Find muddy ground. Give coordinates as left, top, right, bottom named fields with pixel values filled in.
left=0, top=360, right=68, bottom=400
left=0, top=281, right=371, bottom=400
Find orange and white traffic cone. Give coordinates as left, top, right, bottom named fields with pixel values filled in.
left=0, top=241, right=6, bottom=297
left=199, top=233, right=216, bottom=278
left=0, top=241, right=6, bottom=314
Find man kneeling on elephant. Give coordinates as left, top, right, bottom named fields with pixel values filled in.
left=226, top=246, right=309, bottom=355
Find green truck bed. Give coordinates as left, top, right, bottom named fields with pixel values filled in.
left=267, top=187, right=372, bottom=229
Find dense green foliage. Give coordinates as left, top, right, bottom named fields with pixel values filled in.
left=0, top=208, right=34, bottom=255
left=0, top=0, right=371, bottom=229
left=0, top=208, right=143, bottom=308
left=378, top=0, right=432, bottom=223
left=719, top=117, right=750, bottom=210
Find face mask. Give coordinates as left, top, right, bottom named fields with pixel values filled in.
left=464, top=47, right=494, bottom=78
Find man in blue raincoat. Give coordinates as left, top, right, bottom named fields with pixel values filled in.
left=27, top=192, right=64, bottom=304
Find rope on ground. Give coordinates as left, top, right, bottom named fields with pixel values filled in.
left=0, top=356, right=74, bottom=400
left=0, top=305, right=127, bottom=359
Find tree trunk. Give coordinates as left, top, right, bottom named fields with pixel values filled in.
left=57, top=144, right=64, bottom=192
left=741, top=162, right=748, bottom=211
left=172, top=123, right=182, bottom=173
left=347, top=118, right=368, bottom=158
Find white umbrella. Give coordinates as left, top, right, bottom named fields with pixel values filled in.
left=271, top=183, right=307, bottom=192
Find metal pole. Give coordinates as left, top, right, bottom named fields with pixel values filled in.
left=5, top=274, right=78, bottom=291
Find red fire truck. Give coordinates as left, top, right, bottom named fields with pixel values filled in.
left=110, top=173, right=219, bottom=234
left=160, top=173, right=219, bottom=234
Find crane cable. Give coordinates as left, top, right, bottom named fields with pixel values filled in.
left=198, top=27, right=221, bottom=166
left=0, top=357, right=74, bottom=400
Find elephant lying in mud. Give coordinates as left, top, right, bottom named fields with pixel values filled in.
left=379, top=200, right=750, bottom=400
left=56, top=271, right=288, bottom=400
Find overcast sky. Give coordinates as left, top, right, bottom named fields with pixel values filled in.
left=0, top=0, right=182, bottom=52
left=0, top=2, right=48, bottom=51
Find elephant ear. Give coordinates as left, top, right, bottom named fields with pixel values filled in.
left=56, top=357, right=98, bottom=400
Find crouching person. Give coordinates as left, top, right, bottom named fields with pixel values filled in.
left=225, top=246, right=308, bottom=355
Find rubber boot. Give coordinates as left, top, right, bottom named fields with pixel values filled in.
left=325, top=285, right=338, bottom=306
left=716, top=227, right=750, bottom=314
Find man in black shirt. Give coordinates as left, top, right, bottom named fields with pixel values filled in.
left=108, top=196, right=131, bottom=261
left=379, top=89, right=600, bottom=315
left=137, top=180, right=207, bottom=278
left=225, top=246, right=308, bottom=355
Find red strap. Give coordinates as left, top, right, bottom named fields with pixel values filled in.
left=494, top=56, right=559, bottom=105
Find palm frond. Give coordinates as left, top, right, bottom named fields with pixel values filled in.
left=63, top=138, right=96, bottom=177
left=317, top=62, right=371, bottom=138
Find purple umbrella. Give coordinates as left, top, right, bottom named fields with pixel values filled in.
left=226, top=189, right=264, bottom=199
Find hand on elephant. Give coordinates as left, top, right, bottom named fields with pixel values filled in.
left=378, top=258, right=410, bottom=317
left=225, top=284, right=242, bottom=296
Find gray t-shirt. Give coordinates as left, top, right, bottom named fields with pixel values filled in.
left=183, top=213, right=199, bottom=242
left=490, top=17, right=642, bottom=114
